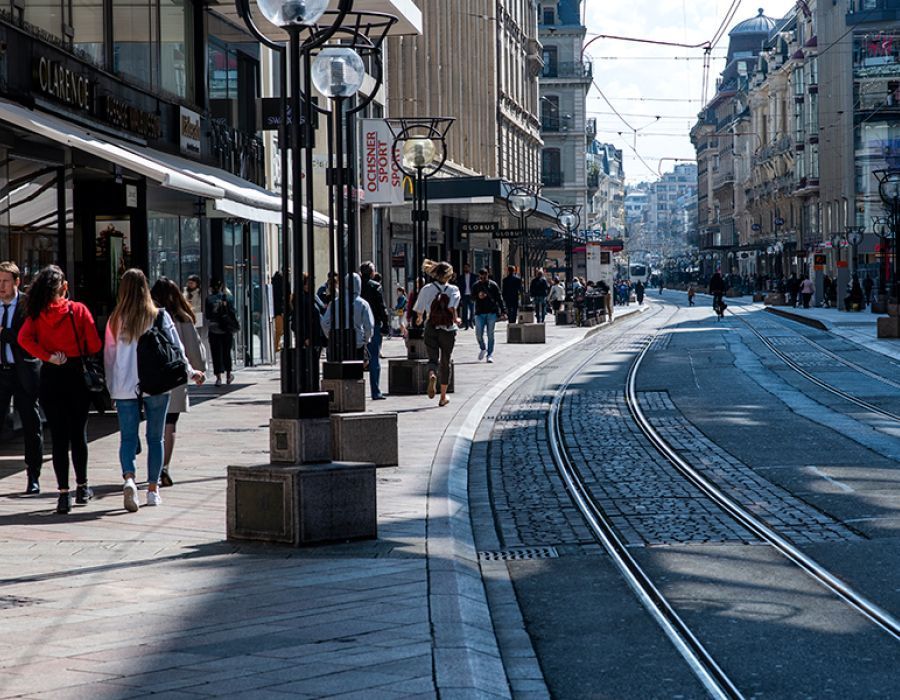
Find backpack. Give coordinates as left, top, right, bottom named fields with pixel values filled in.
left=137, top=311, right=189, bottom=396
left=427, top=283, right=454, bottom=327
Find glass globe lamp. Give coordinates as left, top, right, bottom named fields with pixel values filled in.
left=311, top=47, right=366, bottom=98
left=558, top=212, right=578, bottom=232
left=401, top=138, right=436, bottom=169
left=256, top=0, right=329, bottom=27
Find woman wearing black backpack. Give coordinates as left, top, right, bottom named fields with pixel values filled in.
left=105, top=269, right=203, bottom=512
left=413, top=260, right=461, bottom=407
left=206, top=279, right=238, bottom=386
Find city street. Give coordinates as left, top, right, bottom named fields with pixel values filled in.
left=0, top=297, right=897, bottom=698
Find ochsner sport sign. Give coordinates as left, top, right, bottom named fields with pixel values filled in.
left=361, top=119, right=405, bottom=206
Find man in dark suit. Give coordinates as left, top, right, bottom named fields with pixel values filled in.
left=0, top=262, right=43, bottom=494
left=457, top=263, right=478, bottom=330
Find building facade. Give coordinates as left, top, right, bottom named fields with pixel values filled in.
left=538, top=0, right=594, bottom=214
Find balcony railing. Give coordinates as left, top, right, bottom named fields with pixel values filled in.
left=587, top=171, right=600, bottom=189
left=542, top=60, right=592, bottom=79
left=712, top=168, right=735, bottom=189
left=541, top=115, right=574, bottom=132
left=542, top=171, right=563, bottom=188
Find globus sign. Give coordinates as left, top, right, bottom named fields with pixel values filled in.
left=361, top=119, right=404, bottom=207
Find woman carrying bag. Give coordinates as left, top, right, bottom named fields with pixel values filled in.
left=105, top=269, right=204, bottom=512
left=151, top=277, right=207, bottom=487
left=18, top=265, right=102, bottom=514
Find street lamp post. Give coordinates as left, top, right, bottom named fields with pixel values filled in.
left=872, top=216, right=894, bottom=307
left=844, top=226, right=864, bottom=276
left=875, top=170, right=900, bottom=306
left=506, top=185, right=538, bottom=290
left=386, top=117, right=454, bottom=341
left=237, top=0, right=352, bottom=395
left=555, top=204, right=582, bottom=299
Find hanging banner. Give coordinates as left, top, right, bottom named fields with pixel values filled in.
left=361, top=119, right=405, bottom=207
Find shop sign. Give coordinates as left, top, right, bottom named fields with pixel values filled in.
left=460, top=222, right=499, bottom=235
left=101, top=96, right=162, bottom=140
left=34, top=56, right=93, bottom=113
left=179, top=107, right=201, bottom=157
left=361, top=119, right=404, bottom=207
left=125, top=185, right=138, bottom=208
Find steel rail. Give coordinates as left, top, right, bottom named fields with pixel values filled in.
left=547, top=305, right=745, bottom=700
left=626, top=333, right=900, bottom=643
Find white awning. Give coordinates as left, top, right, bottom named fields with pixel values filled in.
left=0, top=100, right=224, bottom=200
left=0, top=99, right=330, bottom=228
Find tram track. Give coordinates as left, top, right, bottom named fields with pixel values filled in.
left=544, top=301, right=900, bottom=699
left=726, top=304, right=900, bottom=422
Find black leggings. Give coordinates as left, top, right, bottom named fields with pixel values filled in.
left=209, top=332, right=234, bottom=375
left=40, top=361, right=91, bottom=491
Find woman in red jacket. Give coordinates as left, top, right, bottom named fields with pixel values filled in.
left=18, top=265, right=101, bottom=514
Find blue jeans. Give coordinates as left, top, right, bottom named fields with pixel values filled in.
left=116, top=394, right=170, bottom=485
left=533, top=296, right=547, bottom=323
left=475, top=313, right=498, bottom=356
left=366, top=331, right=383, bottom=398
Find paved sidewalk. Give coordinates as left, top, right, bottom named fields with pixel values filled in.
left=0, top=309, right=640, bottom=699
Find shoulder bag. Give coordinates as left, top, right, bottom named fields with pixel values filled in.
left=68, top=304, right=106, bottom=393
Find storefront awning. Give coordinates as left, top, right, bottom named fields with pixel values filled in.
left=0, top=100, right=224, bottom=200
left=0, top=100, right=330, bottom=228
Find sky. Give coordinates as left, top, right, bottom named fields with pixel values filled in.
left=583, top=0, right=798, bottom=184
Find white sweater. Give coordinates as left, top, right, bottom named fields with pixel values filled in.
left=104, top=310, right=191, bottom=400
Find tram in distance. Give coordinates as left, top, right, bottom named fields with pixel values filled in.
left=628, top=263, right=652, bottom=284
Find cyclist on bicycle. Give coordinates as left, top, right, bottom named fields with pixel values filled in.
left=709, top=270, right=727, bottom=318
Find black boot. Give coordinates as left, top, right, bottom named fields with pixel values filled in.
left=56, top=492, right=71, bottom=514
left=75, top=484, right=94, bottom=504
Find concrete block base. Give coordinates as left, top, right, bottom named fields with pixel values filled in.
left=331, top=412, right=399, bottom=466
left=270, top=418, right=331, bottom=464
left=226, top=461, right=377, bottom=545
left=555, top=310, right=572, bottom=325
left=753, top=293, right=765, bottom=302
left=388, top=358, right=455, bottom=394
left=321, top=377, right=366, bottom=414
left=764, top=293, right=788, bottom=306
left=507, top=322, right=546, bottom=343
left=877, top=316, right=900, bottom=338
left=406, top=336, right=428, bottom=360
left=871, top=301, right=888, bottom=314
left=518, top=310, right=535, bottom=324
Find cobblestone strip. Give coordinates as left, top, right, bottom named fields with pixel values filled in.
left=563, top=390, right=757, bottom=546
left=638, top=391, right=862, bottom=544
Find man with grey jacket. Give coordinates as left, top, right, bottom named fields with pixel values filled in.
left=321, top=273, right=374, bottom=362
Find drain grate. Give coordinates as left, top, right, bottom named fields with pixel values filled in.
left=0, top=595, right=40, bottom=610
left=478, top=546, right=559, bottom=561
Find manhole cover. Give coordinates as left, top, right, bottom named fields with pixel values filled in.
left=478, top=547, right=559, bottom=561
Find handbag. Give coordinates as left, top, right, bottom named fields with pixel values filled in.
left=67, top=305, right=106, bottom=393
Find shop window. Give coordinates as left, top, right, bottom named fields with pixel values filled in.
left=160, top=0, right=195, bottom=100
left=148, top=213, right=201, bottom=289
left=113, top=0, right=159, bottom=90
left=0, top=158, right=66, bottom=284
left=24, top=1, right=66, bottom=39
left=73, top=0, right=105, bottom=66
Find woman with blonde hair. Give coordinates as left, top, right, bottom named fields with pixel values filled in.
left=412, top=260, right=461, bottom=406
left=105, top=269, right=203, bottom=512
left=18, top=265, right=101, bottom=514
left=151, top=276, right=207, bottom=487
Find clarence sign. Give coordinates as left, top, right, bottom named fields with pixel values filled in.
left=34, top=56, right=92, bottom=112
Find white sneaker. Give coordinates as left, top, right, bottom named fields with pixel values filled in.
left=486, top=355, right=494, bottom=363
left=478, top=349, right=486, bottom=361
left=123, top=479, right=139, bottom=512
left=146, top=490, right=162, bottom=506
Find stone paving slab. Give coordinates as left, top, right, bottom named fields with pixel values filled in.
left=0, top=310, right=643, bottom=699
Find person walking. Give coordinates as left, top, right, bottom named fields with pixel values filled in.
left=548, top=277, right=565, bottom=315
left=472, top=268, right=506, bottom=363
left=529, top=269, right=550, bottom=323
left=106, top=270, right=203, bottom=511
left=413, top=260, right=460, bottom=407
left=206, top=280, right=238, bottom=386
left=687, top=283, right=696, bottom=306
left=799, top=275, right=815, bottom=309
left=457, top=264, right=477, bottom=331
left=271, top=270, right=286, bottom=353
left=635, top=279, right=645, bottom=305
left=709, top=271, right=726, bottom=316
left=0, top=262, right=43, bottom=494
left=863, top=273, right=874, bottom=306
left=787, top=273, right=800, bottom=307
left=321, top=273, right=374, bottom=363
left=151, top=277, right=207, bottom=487
left=18, top=265, right=101, bottom=514
left=501, top=266, right=522, bottom=324
left=393, top=286, right=408, bottom=336
left=360, top=262, right=389, bottom=400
